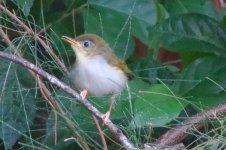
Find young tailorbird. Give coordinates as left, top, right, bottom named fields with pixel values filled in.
left=62, top=34, right=133, bottom=124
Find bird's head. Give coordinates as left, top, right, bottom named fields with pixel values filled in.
left=62, top=34, right=112, bottom=62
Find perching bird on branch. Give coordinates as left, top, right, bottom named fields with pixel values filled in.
left=62, top=34, right=133, bottom=124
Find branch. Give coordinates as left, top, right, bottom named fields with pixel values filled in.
left=156, top=102, right=226, bottom=146
left=0, top=27, right=90, bottom=150
left=0, top=51, right=136, bottom=150
left=92, top=115, right=108, bottom=150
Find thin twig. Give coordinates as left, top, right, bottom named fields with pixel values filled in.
left=0, top=51, right=137, bottom=150
left=92, top=115, right=108, bottom=150
left=37, top=76, right=56, bottom=108
left=37, top=76, right=58, bottom=145
left=0, top=4, right=68, bottom=74
left=37, top=72, right=90, bottom=150
left=0, top=27, right=56, bottom=110
left=157, top=103, right=226, bottom=146
left=54, top=111, right=58, bottom=145
left=38, top=3, right=88, bottom=35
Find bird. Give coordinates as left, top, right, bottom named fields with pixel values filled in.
left=61, top=33, right=133, bottom=124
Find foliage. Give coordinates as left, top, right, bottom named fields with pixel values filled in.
left=1, top=0, right=226, bottom=149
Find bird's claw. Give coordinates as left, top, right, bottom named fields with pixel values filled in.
left=101, top=111, right=110, bottom=125
left=80, top=89, right=88, bottom=100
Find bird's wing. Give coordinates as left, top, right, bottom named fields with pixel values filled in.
left=106, top=53, right=133, bottom=80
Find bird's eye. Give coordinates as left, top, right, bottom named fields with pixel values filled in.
left=83, top=40, right=92, bottom=48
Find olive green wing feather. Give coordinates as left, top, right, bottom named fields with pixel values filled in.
left=106, top=52, right=133, bottom=80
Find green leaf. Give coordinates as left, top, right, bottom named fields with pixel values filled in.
left=12, top=0, right=34, bottom=16
left=163, top=0, right=221, bottom=20
left=180, top=51, right=211, bottom=67
left=188, top=93, right=226, bottom=108
left=87, top=79, right=151, bottom=122
left=87, top=0, right=157, bottom=31
left=130, top=57, right=176, bottom=84
left=84, top=0, right=157, bottom=59
left=50, top=13, right=84, bottom=57
left=64, top=0, right=86, bottom=12
left=149, top=13, right=226, bottom=55
left=174, top=56, right=226, bottom=96
left=50, top=22, right=75, bottom=56
left=16, top=65, right=36, bottom=88
left=30, top=0, right=54, bottom=24
left=0, top=60, right=36, bottom=149
left=156, top=2, right=169, bottom=23
left=45, top=95, right=84, bottom=149
left=130, top=84, right=184, bottom=128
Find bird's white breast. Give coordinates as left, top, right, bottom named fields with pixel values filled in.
left=69, top=55, right=127, bottom=96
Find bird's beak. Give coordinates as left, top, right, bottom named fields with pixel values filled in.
left=61, top=36, right=82, bottom=48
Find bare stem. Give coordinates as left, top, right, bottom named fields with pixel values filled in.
left=157, top=103, right=226, bottom=146
left=92, top=115, right=108, bottom=150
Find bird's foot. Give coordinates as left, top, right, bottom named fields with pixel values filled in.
left=101, top=111, right=110, bottom=125
left=80, top=89, right=88, bottom=100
